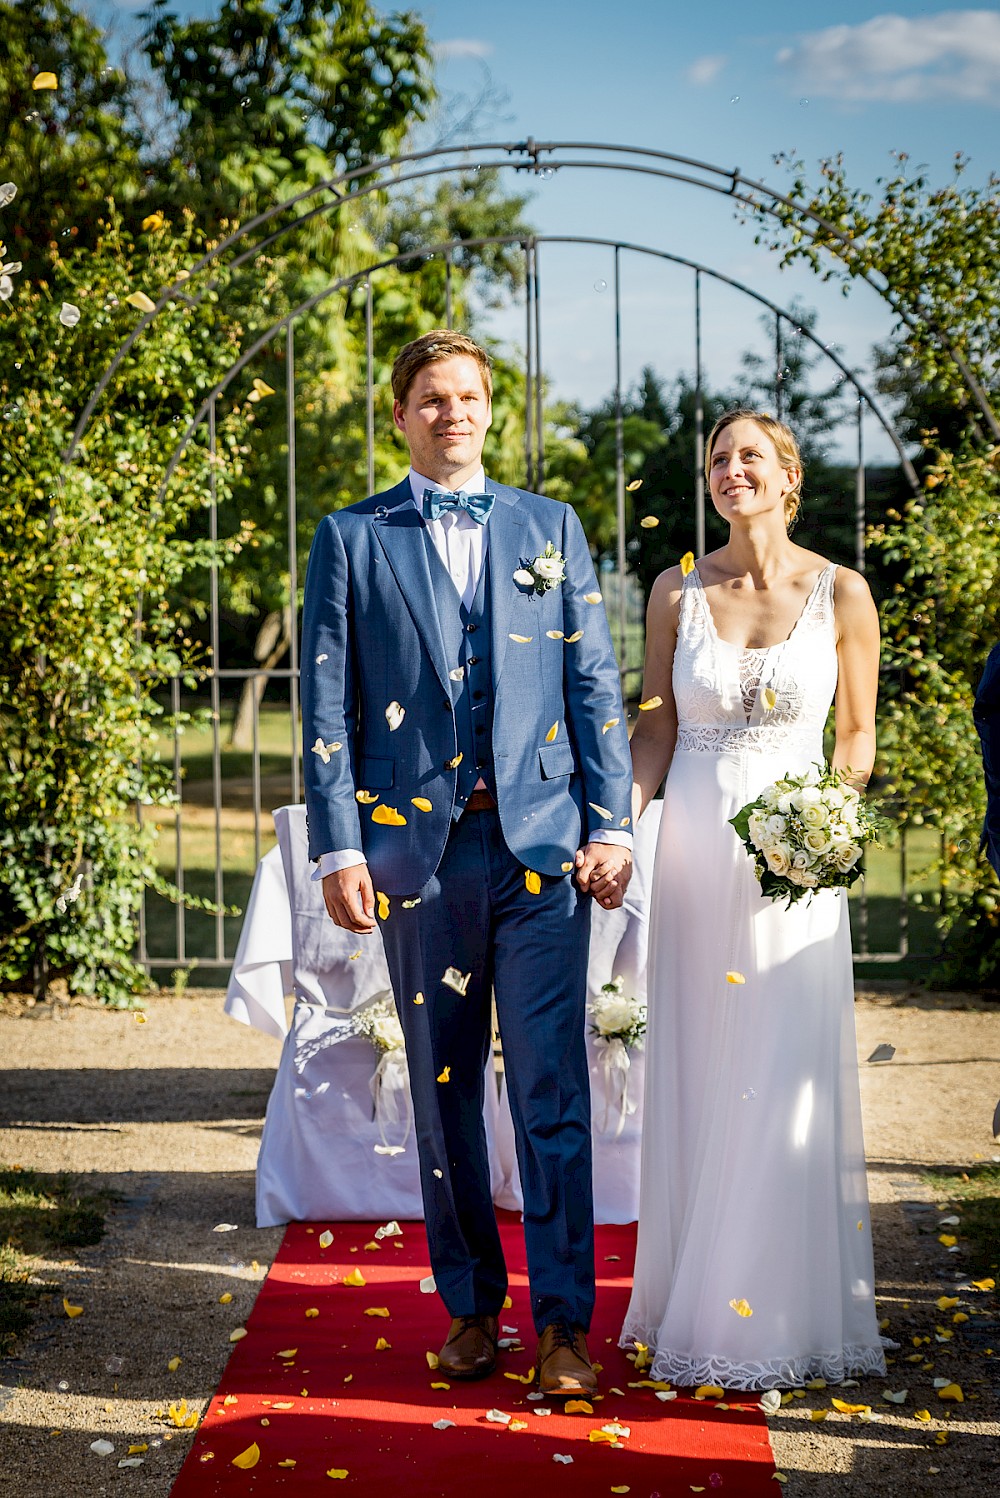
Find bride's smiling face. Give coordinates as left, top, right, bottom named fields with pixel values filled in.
left=708, top=419, right=798, bottom=526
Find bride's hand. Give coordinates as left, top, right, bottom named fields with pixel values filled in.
left=575, top=843, right=633, bottom=908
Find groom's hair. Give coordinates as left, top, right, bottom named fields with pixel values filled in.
left=391, top=330, right=493, bottom=406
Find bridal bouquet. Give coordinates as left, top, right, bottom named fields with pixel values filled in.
left=588, top=977, right=646, bottom=1137
left=729, top=762, right=880, bottom=907
left=354, top=994, right=411, bottom=1153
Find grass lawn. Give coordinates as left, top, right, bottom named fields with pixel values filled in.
left=0, top=1166, right=113, bottom=1354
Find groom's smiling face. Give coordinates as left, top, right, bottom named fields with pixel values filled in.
left=393, top=354, right=493, bottom=489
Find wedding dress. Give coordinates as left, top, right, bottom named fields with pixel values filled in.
left=621, top=563, right=886, bottom=1390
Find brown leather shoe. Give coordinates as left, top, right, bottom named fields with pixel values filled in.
left=536, top=1320, right=598, bottom=1397
left=437, top=1314, right=499, bottom=1380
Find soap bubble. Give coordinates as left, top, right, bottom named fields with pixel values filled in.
left=730, top=95, right=740, bottom=103
left=594, top=279, right=607, bottom=293
left=741, top=1088, right=757, bottom=1102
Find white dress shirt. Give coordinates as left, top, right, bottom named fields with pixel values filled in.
left=314, top=468, right=630, bottom=877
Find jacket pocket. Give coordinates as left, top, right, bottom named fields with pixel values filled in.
left=538, top=742, right=575, bottom=781
left=359, top=755, right=395, bottom=790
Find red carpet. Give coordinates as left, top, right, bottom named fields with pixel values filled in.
left=170, top=1214, right=776, bottom=1496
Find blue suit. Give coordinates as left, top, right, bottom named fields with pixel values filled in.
left=974, top=643, right=1000, bottom=879
left=301, top=477, right=632, bottom=1333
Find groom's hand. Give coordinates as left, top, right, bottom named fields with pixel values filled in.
left=575, top=843, right=632, bottom=909
left=322, top=864, right=377, bottom=934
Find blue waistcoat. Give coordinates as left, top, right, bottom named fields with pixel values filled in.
left=422, top=530, right=497, bottom=819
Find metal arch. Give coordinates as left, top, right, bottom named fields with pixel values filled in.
left=152, top=230, right=919, bottom=507
left=64, top=138, right=998, bottom=460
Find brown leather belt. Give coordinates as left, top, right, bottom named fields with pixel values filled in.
left=463, top=789, right=497, bottom=813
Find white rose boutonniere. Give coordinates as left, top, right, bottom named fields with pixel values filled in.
left=513, top=541, right=567, bottom=595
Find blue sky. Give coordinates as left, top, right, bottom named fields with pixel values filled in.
left=90, top=2, right=1000, bottom=460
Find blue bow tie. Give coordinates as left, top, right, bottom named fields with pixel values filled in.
left=421, top=488, right=496, bottom=525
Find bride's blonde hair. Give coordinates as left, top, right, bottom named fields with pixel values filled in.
left=705, top=408, right=804, bottom=530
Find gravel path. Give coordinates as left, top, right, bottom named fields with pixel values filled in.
left=0, top=989, right=997, bottom=1497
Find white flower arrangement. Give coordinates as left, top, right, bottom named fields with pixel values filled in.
left=354, top=994, right=405, bottom=1056
left=730, top=762, right=881, bottom=907
left=588, top=975, right=647, bottom=1051
left=513, top=541, right=567, bottom=594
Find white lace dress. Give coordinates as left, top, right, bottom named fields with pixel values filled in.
left=621, top=563, right=886, bottom=1390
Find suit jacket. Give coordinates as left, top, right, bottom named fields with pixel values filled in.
left=974, top=642, right=1000, bottom=879
left=300, top=477, right=633, bottom=895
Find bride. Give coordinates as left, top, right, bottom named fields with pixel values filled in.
left=621, top=409, right=887, bottom=1390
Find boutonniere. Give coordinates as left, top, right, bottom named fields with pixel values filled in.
left=513, top=542, right=567, bottom=594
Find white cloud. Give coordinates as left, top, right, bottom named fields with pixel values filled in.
left=434, top=38, right=494, bottom=62
left=776, top=9, right=1000, bottom=105
left=687, top=53, right=728, bottom=86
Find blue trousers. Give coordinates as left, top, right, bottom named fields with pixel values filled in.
left=377, top=807, right=595, bottom=1334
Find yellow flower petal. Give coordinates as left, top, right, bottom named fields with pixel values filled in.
left=564, top=630, right=584, bottom=643
left=231, top=1443, right=260, bottom=1470
left=343, top=1268, right=366, bottom=1286
left=125, top=290, right=156, bottom=313
left=545, top=722, right=559, bottom=743
left=251, top=377, right=275, bottom=397
left=588, top=802, right=613, bottom=820
left=936, top=1296, right=959, bottom=1310
left=63, top=1299, right=83, bottom=1318
left=377, top=892, right=390, bottom=919
left=445, top=753, right=463, bottom=770
left=602, top=719, right=620, bottom=734
left=680, top=552, right=695, bottom=576
left=411, top=797, right=433, bottom=812
left=430, top=1380, right=451, bottom=1389
left=638, top=696, right=663, bottom=711
left=509, top=1419, right=528, bottom=1431
left=694, top=1386, right=725, bottom=1400
left=773, top=1476, right=789, bottom=1486
left=32, top=72, right=58, bottom=90
left=546, top=630, right=565, bottom=640
left=277, top=1460, right=296, bottom=1469
left=412, top=992, right=425, bottom=1005
left=761, top=687, right=778, bottom=712
left=319, top=1230, right=333, bottom=1248
left=372, top=804, right=407, bottom=826
left=938, top=1234, right=957, bottom=1247
left=831, top=1398, right=870, bottom=1415
left=937, top=1383, right=963, bottom=1402
left=611, top=1489, right=631, bottom=1495
left=525, top=870, right=542, bottom=894
left=168, top=1356, right=182, bottom=1371
left=584, top=592, right=602, bottom=604
left=133, top=1012, right=148, bottom=1024
left=972, top=1277, right=995, bottom=1291
left=375, top=1337, right=391, bottom=1350
left=509, top=634, right=533, bottom=643
left=364, top=1307, right=390, bottom=1318
left=426, top=1351, right=440, bottom=1369
left=503, top=1295, right=513, bottom=1309
left=729, top=1298, right=753, bottom=1318
left=327, top=1471, right=349, bottom=1480
left=276, top=1348, right=298, bottom=1358
left=810, top=1409, right=829, bottom=1421
left=953, top=1312, right=969, bottom=1323
left=626, top=478, right=643, bottom=491
left=229, top=1327, right=247, bottom=1342
left=437, top=1066, right=451, bottom=1083
left=913, top=1408, right=932, bottom=1422
left=219, top=1292, right=232, bottom=1304
left=726, top=971, right=747, bottom=984
left=564, top=1399, right=593, bottom=1415
left=639, top=515, right=659, bottom=528
left=355, top=790, right=379, bottom=803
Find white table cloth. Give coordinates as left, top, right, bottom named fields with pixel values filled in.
left=226, top=802, right=663, bottom=1226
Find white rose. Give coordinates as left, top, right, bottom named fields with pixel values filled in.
left=823, top=785, right=846, bottom=809
left=800, top=803, right=828, bottom=829
left=533, top=555, right=564, bottom=582
left=765, top=843, right=793, bottom=876
left=798, top=785, right=823, bottom=807
left=792, top=850, right=812, bottom=871
left=803, top=827, right=833, bottom=855
left=833, top=842, right=863, bottom=872
left=748, top=813, right=768, bottom=849
left=776, top=792, right=794, bottom=815
left=765, top=813, right=788, bottom=839
left=595, top=996, right=634, bottom=1035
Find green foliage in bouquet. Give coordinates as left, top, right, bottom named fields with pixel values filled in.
left=730, top=764, right=882, bottom=908
left=0, top=211, right=254, bottom=1003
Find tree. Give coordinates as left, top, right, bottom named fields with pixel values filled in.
left=0, top=209, right=254, bottom=1003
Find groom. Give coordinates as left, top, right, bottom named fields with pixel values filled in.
left=301, top=330, right=633, bottom=1395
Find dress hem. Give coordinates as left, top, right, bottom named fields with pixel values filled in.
left=619, top=1319, right=887, bottom=1391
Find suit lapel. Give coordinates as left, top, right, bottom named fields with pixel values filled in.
left=371, top=480, right=450, bottom=696
left=486, top=484, right=527, bottom=686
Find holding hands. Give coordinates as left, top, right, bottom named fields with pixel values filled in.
left=575, top=842, right=633, bottom=908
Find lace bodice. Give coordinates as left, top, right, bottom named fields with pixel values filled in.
left=673, top=563, right=838, bottom=755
